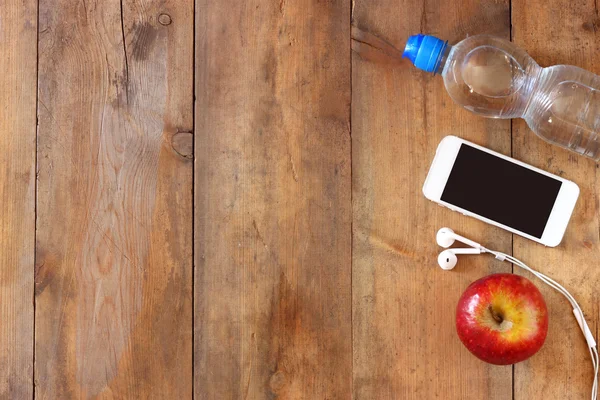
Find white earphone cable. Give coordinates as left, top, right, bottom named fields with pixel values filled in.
left=482, top=248, right=598, bottom=400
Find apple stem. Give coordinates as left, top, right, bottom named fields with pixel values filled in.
left=488, top=305, right=504, bottom=324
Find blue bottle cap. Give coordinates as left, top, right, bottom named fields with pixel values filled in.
left=403, top=34, right=448, bottom=73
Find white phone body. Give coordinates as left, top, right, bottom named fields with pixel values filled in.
left=423, top=136, right=580, bottom=247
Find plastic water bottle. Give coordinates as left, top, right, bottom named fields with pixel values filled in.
left=403, top=34, right=600, bottom=161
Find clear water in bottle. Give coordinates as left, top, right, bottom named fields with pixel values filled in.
left=403, top=34, right=600, bottom=161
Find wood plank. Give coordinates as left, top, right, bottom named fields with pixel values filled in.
left=351, top=1, right=513, bottom=399
left=35, top=0, right=193, bottom=397
left=512, top=1, right=600, bottom=398
left=0, top=1, right=37, bottom=398
left=195, top=0, right=352, bottom=398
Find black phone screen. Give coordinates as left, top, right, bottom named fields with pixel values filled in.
left=441, top=144, right=562, bottom=238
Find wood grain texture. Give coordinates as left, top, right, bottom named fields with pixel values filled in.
left=512, top=1, right=600, bottom=398
left=195, top=0, right=352, bottom=398
left=0, top=1, right=37, bottom=398
left=35, top=0, right=193, bottom=398
left=351, top=1, right=513, bottom=399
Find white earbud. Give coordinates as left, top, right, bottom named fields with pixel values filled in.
left=436, top=227, right=483, bottom=249
left=438, top=248, right=482, bottom=270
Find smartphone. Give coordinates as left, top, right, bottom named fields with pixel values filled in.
left=423, top=136, right=580, bottom=247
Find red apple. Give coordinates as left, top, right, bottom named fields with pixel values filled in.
left=456, top=273, right=548, bottom=365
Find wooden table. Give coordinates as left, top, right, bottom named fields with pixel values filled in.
left=1, top=0, right=597, bottom=398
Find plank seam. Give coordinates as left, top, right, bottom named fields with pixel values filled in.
left=349, top=0, right=354, bottom=397
left=192, top=0, right=197, bottom=397
left=33, top=0, right=40, bottom=397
